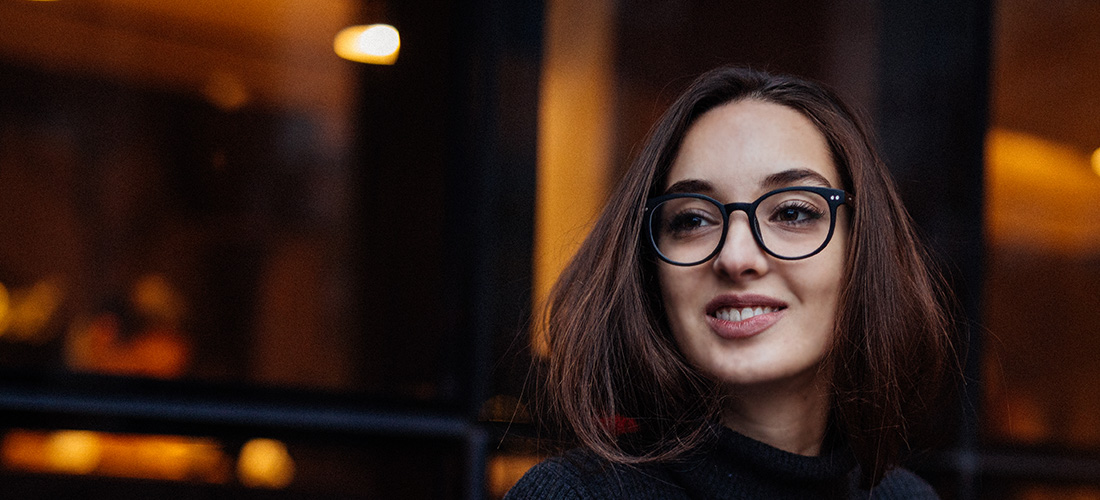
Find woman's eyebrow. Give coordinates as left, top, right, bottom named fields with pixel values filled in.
left=663, top=169, right=831, bottom=196
left=761, top=168, right=833, bottom=189
left=663, top=179, right=714, bottom=195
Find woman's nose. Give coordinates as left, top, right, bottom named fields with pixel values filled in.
left=711, top=212, right=769, bottom=280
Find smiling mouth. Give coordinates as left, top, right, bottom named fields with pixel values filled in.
left=710, top=306, right=783, bottom=322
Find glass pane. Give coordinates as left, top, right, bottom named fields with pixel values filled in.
left=984, top=0, right=1100, bottom=448
left=0, top=0, right=464, bottom=402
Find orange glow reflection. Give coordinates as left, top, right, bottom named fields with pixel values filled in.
left=533, top=0, right=616, bottom=356
left=237, top=438, right=295, bottom=489
left=985, top=129, right=1100, bottom=254
left=2, top=430, right=296, bottom=489
left=2, top=430, right=231, bottom=482
left=984, top=128, right=1100, bottom=449
left=0, top=277, right=64, bottom=344
left=488, top=454, right=541, bottom=499
left=65, top=274, right=191, bottom=378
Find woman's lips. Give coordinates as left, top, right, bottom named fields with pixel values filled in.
left=705, top=309, right=784, bottom=339
left=704, top=294, right=787, bottom=339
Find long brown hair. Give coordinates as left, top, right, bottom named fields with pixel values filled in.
left=537, top=66, right=952, bottom=485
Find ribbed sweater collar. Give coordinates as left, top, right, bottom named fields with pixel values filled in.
left=667, top=426, right=858, bottom=499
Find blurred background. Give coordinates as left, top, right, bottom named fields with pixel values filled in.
left=0, top=0, right=1096, bottom=498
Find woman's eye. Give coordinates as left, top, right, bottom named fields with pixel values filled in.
left=770, top=203, right=824, bottom=224
left=667, top=211, right=716, bottom=233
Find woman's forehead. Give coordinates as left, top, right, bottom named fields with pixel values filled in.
left=664, top=100, right=840, bottom=196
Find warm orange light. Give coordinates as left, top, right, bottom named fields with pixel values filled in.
left=2, top=430, right=230, bottom=482
left=986, top=129, right=1100, bottom=254
left=0, top=282, right=9, bottom=335
left=237, top=438, right=295, bottom=489
left=202, top=72, right=250, bottom=111
left=333, top=24, right=400, bottom=65
left=532, top=0, right=616, bottom=356
left=488, top=454, right=541, bottom=499
left=0, top=277, right=63, bottom=343
left=45, top=431, right=101, bottom=474
left=1092, top=147, right=1100, bottom=177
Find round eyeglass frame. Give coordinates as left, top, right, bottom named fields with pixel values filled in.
left=643, top=186, right=853, bottom=266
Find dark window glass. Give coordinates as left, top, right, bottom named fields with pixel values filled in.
left=0, top=0, right=475, bottom=403
left=984, top=0, right=1100, bottom=450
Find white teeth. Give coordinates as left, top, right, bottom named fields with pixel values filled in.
left=718, top=309, right=741, bottom=321
left=715, top=306, right=777, bottom=322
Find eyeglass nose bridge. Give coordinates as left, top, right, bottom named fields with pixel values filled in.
left=714, top=201, right=766, bottom=256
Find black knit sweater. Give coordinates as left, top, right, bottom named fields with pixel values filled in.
left=505, top=428, right=939, bottom=499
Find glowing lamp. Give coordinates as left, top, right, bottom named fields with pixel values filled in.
left=334, top=24, right=400, bottom=65
left=1092, top=147, right=1100, bottom=177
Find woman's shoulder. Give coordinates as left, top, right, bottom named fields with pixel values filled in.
left=860, top=467, right=940, bottom=499
left=503, top=448, right=687, bottom=500
left=501, top=451, right=595, bottom=500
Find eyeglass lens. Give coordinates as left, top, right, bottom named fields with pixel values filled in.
left=650, top=189, right=833, bottom=263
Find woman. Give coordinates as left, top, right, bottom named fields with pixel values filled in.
left=507, top=67, right=953, bottom=498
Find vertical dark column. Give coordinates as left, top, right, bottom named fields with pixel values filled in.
left=353, top=0, right=540, bottom=401
left=449, top=0, right=543, bottom=417
left=353, top=2, right=460, bottom=401
left=446, top=1, right=542, bottom=498
left=876, top=1, right=991, bottom=498
left=353, top=0, right=541, bottom=497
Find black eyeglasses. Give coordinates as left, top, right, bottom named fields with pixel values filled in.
left=644, top=186, right=852, bottom=266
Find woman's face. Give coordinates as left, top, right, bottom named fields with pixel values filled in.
left=657, top=99, right=849, bottom=390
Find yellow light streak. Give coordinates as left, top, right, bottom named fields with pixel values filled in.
left=333, top=24, right=400, bottom=65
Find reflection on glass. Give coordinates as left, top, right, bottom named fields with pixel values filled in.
left=984, top=129, right=1100, bottom=448
left=487, top=453, right=540, bottom=500
left=0, top=277, right=63, bottom=345
left=2, top=429, right=233, bottom=483
left=237, top=438, right=296, bottom=489
left=2, top=429, right=302, bottom=489
left=533, top=0, right=616, bottom=357
left=984, top=0, right=1100, bottom=449
left=65, top=273, right=191, bottom=378
left=0, top=0, right=378, bottom=393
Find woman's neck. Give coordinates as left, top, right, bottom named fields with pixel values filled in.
left=720, top=370, right=831, bottom=456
